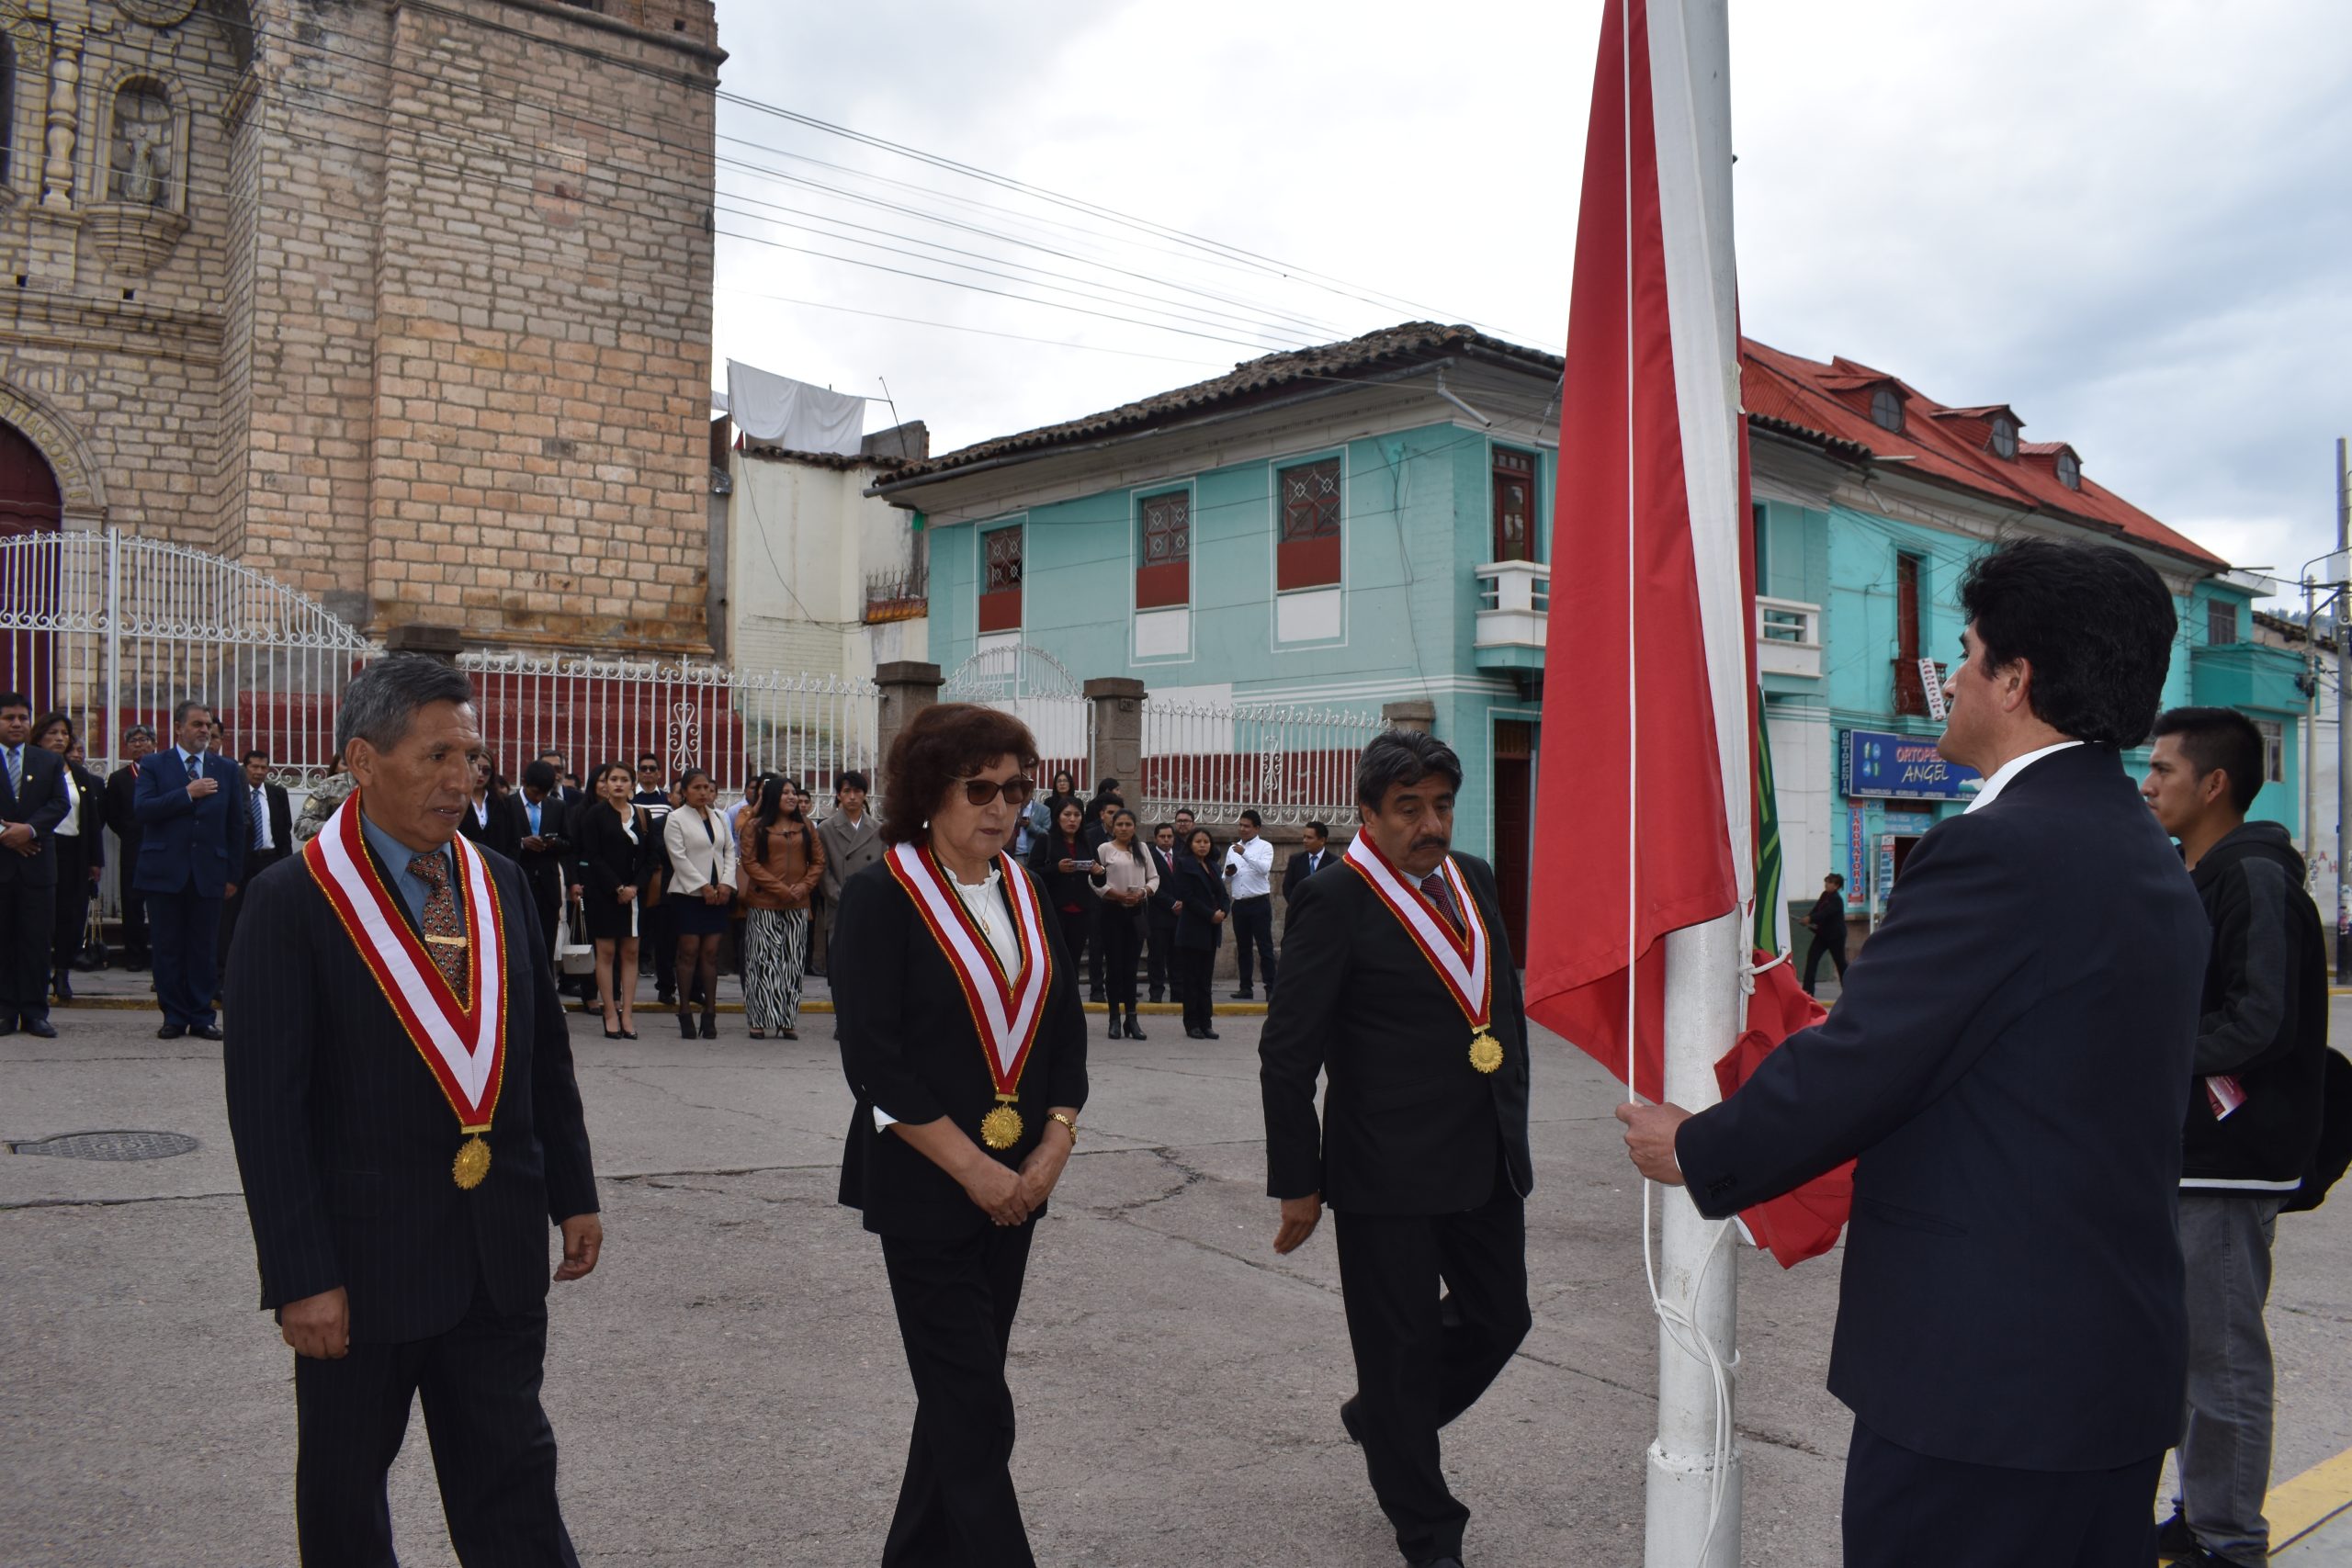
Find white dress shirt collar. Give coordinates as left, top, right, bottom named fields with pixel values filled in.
left=1963, top=739, right=2083, bottom=814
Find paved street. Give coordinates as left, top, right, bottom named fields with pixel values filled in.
left=5, top=995, right=2350, bottom=1567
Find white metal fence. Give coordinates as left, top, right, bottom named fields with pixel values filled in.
left=1140, top=697, right=1388, bottom=826
left=941, top=644, right=1095, bottom=792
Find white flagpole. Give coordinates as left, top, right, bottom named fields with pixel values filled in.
left=1645, top=0, right=1746, bottom=1562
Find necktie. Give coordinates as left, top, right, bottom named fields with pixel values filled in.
left=4, top=746, right=18, bottom=795
left=252, top=786, right=267, bottom=850
left=408, top=852, right=470, bottom=1002
left=1420, top=872, right=1465, bottom=939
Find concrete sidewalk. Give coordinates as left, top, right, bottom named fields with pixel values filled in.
left=5, top=1002, right=2349, bottom=1565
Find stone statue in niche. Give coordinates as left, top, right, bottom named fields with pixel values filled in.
left=107, top=85, right=174, bottom=207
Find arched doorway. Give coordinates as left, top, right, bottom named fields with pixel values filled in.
left=0, top=421, right=64, bottom=705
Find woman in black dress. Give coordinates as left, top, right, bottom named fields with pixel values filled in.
left=32, top=714, right=102, bottom=1002
left=1170, top=825, right=1228, bottom=1040
left=1024, top=798, right=1092, bottom=975
left=573, top=760, right=658, bottom=1039
left=832, top=702, right=1088, bottom=1568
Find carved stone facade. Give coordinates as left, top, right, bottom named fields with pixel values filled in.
left=0, top=0, right=722, bottom=652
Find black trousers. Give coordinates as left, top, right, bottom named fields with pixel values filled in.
left=117, top=842, right=147, bottom=962
left=1145, top=916, right=1173, bottom=1001
left=51, top=833, right=94, bottom=976
left=1230, top=895, right=1276, bottom=994
left=220, top=845, right=288, bottom=968
left=1086, top=901, right=1106, bottom=996
left=1176, top=945, right=1216, bottom=1033
left=148, top=887, right=222, bottom=1029
left=1332, top=1163, right=1532, bottom=1566
left=1055, top=907, right=1089, bottom=979
left=0, top=878, right=55, bottom=1028
left=1842, top=1419, right=2161, bottom=1568
left=879, top=1223, right=1039, bottom=1568
left=1099, top=906, right=1142, bottom=1009
left=293, top=1283, right=579, bottom=1568
left=1801, top=936, right=1848, bottom=993
left=642, top=899, right=676, bottom=998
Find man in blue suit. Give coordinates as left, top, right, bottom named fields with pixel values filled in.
left=134, top=700, right=247, bottom=1040
left=1619, top=539, right=2209, bottom=1568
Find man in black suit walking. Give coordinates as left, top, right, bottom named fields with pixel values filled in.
left=0, top=692, right=70, bottom=1038
left=133, top=701, right=246, bottom=1041
left=103, top=724, right=156, bottom=968
left=1619, top=539, right=2207, bottom=1568
left=1282, top=818, right=1337, bottom=908
left=225, top=654, right=601, bottom=1567
left=1261, top=731, right=1532, bottom=1568
left=220, top=748, right=293, bottom=967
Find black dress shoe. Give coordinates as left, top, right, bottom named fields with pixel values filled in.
left=189, top=1025, right=224, bottom=1042
left=1229, top=989, right=1254, bottom=1000
left=1200, top=1027, right=1219, bottom=1039
left=158, top=1022, right=186, bottom=1040
left=23, top=1018, right=57, bottom=1039
left=2155, top=1512, right=2195, bottom=1559
left=1185, top=1027, right=1205, bottom=1039
left=1340, top=1394, right=1365, bottom=1445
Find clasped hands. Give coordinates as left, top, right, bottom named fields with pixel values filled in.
left=960, top=1119, right=1074, bottom=1227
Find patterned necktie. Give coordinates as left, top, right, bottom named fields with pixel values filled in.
left=408, top=852, right=470, bottom=1002
left=1420, top=872, right=1465, bottom=939
left=252, top=786, right=267, bottom=850
left=3, top=746, right=17, bottom=795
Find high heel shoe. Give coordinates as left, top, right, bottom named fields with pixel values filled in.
left=677, top=1009, right=697, bottom=1039
left=1125, top=1008, right=1147, bottom=1041
left=700, top=1010, right=718, bottom=1039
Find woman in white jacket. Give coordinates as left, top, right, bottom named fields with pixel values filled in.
left=662, top=767, right=740, bottom=1038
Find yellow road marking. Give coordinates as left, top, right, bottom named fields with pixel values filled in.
left=2272, top=1442, right=2352, bottom=1549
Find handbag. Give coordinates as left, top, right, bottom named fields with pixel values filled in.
left=556, top=897, right=596, bottom=976
left=74, top=901, right=109, bottom=971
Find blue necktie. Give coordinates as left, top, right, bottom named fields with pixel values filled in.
left=252, top=785, right=267, bottom=850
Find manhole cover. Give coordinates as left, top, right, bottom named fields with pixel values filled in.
left=9, top=1131, right=200, bottom=1161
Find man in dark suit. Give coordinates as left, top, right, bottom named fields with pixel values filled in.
left=225, top=653, right=600, bottom=1567
left=220, top=748, right=294, bottom=967
left=1261, top=730, right=1532, bottom=1568
left=0, top=692, right=70, bottom=1039
left=1619, top=539, right=2206, bottom=1568
left=133, top=701, right=247, bottom=1041
left=1145, top=821, right=1181, bottom=1003
left=1282, top=818, right=1338, bottom=908
left=500, top=760, right=575, bottom=980
left=537, top=749, right=584, bottom=809
left=103, top=725, right=157, bottom=968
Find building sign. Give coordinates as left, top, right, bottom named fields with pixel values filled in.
left=1841, top=729, right=1982, bottom=801
left=1918, top=659, right=1949, bottom=721
left=1881, top=810, right=1938, bottom=835
left=1847, top=802, right=1867, bottom=895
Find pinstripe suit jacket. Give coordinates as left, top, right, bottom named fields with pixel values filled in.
left=223, top=838, right=599, bottom=1344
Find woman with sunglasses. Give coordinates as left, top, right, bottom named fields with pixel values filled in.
left=737, top=775, right=824, bottom=1040
left=831, top=703, right=1087, bottom=1567
left=1025, top=797, right=1093, bottom=980
left=1171, top=824, right=1229, bottom=1040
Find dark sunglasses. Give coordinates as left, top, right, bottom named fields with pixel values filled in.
left=954, top=774, right=1036, bottom=807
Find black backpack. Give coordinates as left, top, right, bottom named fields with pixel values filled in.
left=2282, top=1048, right=2352, bottom=1214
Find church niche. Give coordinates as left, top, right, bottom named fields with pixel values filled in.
left=107, top=79, right=175, bottom=207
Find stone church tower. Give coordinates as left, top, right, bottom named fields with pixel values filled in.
left=0, top=0, right=721, bottom=653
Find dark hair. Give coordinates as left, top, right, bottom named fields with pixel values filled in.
left=1051, top=768, right=1075, bottom=791
left=1303, top=819, right=1330, bottom=839
left=678, top=766, right=712, bottom=794
left=878, top=702, right=1042, bottom=847
left=1238, top=808, right=1262, bottom=828
left=1095, top=794, right=1124, bottom=814
left=0, top=691, right=28, bottom=715
left=538, top=749, right=564, bottom=763
left=1110, top=807, right=1137, bottom=831
left=1185, top=826, right=1216, bottom=861
left=1958, top=539, right=2176, bottom=750
left=592, top=761, right=633, bottom=795
left=31, top=710, right=73, bottom=748
left=522, top=760, right=559, bottom=792
left=1174, top=807, right=1195, bottom=819
left=1355, top=729, right=1464, bottom=808
left=1824, top=873, right=1846, bottom=888
left=749, top=775, right=786, bottom=862
left=1056, top=798, right=1086, bottom=832
left=2151, top=705, right=2265, bottom=813
left=243, top=748, right=268, bottom=764
left=837, top=769, right=869, bottom=795
left=336, top=656, right=471, bottom=761
left=637, top=752, right=662, bottom=769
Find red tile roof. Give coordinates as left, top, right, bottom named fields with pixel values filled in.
left=1739, top=339, right=2224, bottom=568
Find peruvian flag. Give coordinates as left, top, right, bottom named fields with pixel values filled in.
left=1524, top=0, right=1848, bottom=1267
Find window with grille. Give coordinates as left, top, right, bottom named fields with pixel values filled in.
left=1136, top=490, right=1190, bottom=609
left=1276, top=457, right=1343, bottom=591
left=978, top=524, right=1023, bottom=634
left=2207, top=599, right=2237, bottom=647
left=2256, top=718, right=2284, bottom=784
left=1492, top=449, right=1537, bottom=562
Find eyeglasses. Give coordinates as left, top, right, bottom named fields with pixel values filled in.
left=953, top=774, right=1036, bottom=807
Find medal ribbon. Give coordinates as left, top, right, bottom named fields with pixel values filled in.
left=886, top=840, right=1053, bottom=1097
left=305, top=792, right=508, bottom=1130
left=1342, top=835, right=1494, bottom=1031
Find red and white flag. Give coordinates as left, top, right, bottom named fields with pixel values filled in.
left=1525, top=0, right=1849, bottom=1266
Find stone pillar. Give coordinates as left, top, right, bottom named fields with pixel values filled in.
left=385, top=623, right=464, bottom=663
left=1382, top=699, right=1438, bottom=735
left=875, top=660, right=942, bottom=822
left=1084, top=676, right=1146, bottom=795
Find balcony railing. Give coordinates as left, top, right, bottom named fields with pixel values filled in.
left=864, top=560, right=929, bottom=625
left=1893, top=657, right=1949, bottom=717
left=1755, top=595, right=1823, bottom=679
left=1475, top=559, right=1550, bottom=654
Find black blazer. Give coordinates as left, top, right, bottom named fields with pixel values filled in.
left=1281, top=843, right=1338, bottom=905
left=1674, top=744, right=2207, bottom=1471
left=62, top=762, right=107, bottom=867
left=104, top=763, right=145, bottom=868
left=573, top=801, right=659, bottom=905
left=1170, top=853, right=1228, bottom=950
left=1145, top=843, right=1182, bottom=929
left=456, top=795, right=510, bottom=859
left=498, top=791, right=574, bottom=905
left=223, top=841, right=598, bottom=1344
left=1261, top=852, right=1532, bottom=1216
left=0, top=742, right=69, bottom=886
left=235, top=780, right=293, bottom=875
left=832, top=856, right=1089, bottom=1240
left=1025, top=831, right=1093, bottom=913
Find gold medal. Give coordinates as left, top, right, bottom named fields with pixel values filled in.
left=452, top=1134, right=492, bottom=1190
left=979, top=1100, right=1024, bottom=1150
left=1468, top=1026, right=1504, bottom=1075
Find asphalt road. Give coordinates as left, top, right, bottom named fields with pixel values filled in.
left=5, top=997, right=2349, bottom=1567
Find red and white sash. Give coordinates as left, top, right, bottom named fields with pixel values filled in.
left=1343, top=834, right=1493, bottom=1032
left=885, top=840, right=1053, bottom=1096
left=305, top=793, right=508, bottom=1132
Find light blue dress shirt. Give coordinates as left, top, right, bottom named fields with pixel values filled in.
left=358, top=809, right=465, bottom=937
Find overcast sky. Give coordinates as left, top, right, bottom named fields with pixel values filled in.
left=707, top=0, right=2351, bottom=603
